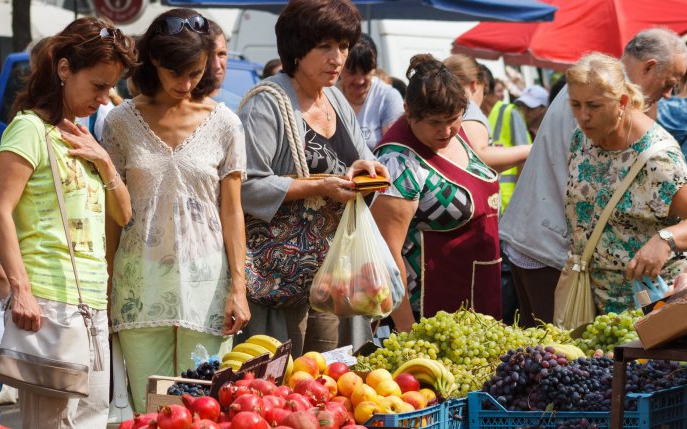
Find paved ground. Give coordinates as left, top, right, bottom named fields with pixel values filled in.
left=0, top=403, right=21, bottom=429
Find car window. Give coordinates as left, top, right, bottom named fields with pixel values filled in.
left=1, top=60, right=30, bottom=126
left=224, top=67, right=259, bottom=98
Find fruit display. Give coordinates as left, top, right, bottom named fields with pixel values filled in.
left=355, top=309, right=572, bottom=397
left=571, top=309, right=642, bottom=356
left=482, top=345, right=687, bottom=412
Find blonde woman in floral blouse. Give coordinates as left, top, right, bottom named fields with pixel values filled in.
left=565, top=52, right=687, bottom=314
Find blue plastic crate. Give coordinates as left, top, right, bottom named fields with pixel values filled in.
left=467, top=384, right=687, bottom=429
left=365, top=398, right=467, bottom=429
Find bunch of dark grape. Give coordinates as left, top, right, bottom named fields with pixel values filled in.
left=166, top=360, right=220, bottom=396
left=519, top=419, right=600, bottom=429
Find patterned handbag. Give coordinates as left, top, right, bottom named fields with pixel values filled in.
left=241, top=82, right=342, bottom=308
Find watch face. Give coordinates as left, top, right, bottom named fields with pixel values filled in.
left=660, top=230, right=672, bottom=240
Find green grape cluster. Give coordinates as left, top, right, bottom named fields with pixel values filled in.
left=573, top=309, right=643, bottom=355
left=355, top=309, right=573, bottom=397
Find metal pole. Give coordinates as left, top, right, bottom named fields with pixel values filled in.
left=74, top=0, right=78, bottom=20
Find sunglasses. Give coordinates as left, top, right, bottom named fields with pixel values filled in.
left=157, top=15, right=209, bottom=36
left=76, top=27, right=129, bottom=48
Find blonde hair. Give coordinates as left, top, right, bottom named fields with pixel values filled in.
left=443, top=54, right=480, bottom=87
left=566, top=52, right=644, bottom=110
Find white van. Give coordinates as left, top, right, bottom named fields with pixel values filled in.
left=228, top=10, right=505, bottom=81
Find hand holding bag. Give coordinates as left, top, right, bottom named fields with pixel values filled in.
left=241, top=81, right=343, bottom=308
left=553, top=140, right=673, bottom=329
left=0, top=130, right=105, bottom=398
left=310, top=193, right=404, bottom=318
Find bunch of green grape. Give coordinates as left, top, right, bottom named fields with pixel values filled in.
left=355, top=309, right=572, bottom=397
left=573, top=309, right=643, bottom=355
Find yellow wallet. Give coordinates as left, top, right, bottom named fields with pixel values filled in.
left=352, top=174, right=391, bottom=191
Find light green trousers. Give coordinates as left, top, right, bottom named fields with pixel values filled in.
left=118, top=326, right=232, bottom=413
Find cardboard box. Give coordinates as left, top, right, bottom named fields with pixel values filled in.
left=634, top=289, right=687, bottom=349
left=146, top=376, right=211, bottom=413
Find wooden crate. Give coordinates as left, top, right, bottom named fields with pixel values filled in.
left=146, top=376, right=211, bottom=414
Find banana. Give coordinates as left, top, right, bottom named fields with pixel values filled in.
left=246, top=334, right=282, bottom=354
left=220, top=359, right=243, bottom=371
left=221, top=351, right=254, bottom=363
left=392, top=358, right=455, bottom=397
left=231, top=342, right=273, bottom=358
left=545, top=343, right=586, bottom=360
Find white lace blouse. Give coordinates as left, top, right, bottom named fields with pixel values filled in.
left=103, top=100, right=246, bottom=335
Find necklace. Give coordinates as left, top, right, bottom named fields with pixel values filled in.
left=315, top=96, right=331, bottom=121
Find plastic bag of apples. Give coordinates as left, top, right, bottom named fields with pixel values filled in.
left=309, top=194, right=404, bottom=319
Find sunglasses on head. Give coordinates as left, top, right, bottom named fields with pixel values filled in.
left=77, top=27, right=129, bottom=48
left=157, top=15, right=209, bottom=36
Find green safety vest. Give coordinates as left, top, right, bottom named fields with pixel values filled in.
left=488, top=100, right=532, bottom=213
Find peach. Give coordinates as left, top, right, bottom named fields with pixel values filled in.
left=303, top=351, right=327, bottom=374
left=320, top=374, right=338, bottom=397
left=350, top=383, right=378, bottom=407
left=375, top=379, right=402, bottom=397
left=397, top=401, right=415, bottom=413
left=292, top=355, right=319, bottom=377
left=337, top=372, right=363, bottom=398
left=419, top=388, right=437, bottom=405
left=353, top=400, right=381, bottom=424
left=394, top=373, right=421, bottom=393
left=330, top=395, right=353, bottom=412
left=401, top=391, right=428, bottom=410
left=377, top=395, right=405, bottom=414
left=287, top=370, right=314, bottom=389
left=365, top=368, right=393, bottom=389
left=324, top=362, right=350, bottom=381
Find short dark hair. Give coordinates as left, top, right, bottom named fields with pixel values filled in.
left=262, top=58, right=282, bottom=79
left=478, top=63, right=495, bottom=95
left=132, top=8, right=215, bottom=100
left=13, top=17, right=137, bottom=125
left=405, top=54, right=468, bottom=121
left=276, top=0, right=361, bottom=77
left=345, top=33, right=377, bottom=74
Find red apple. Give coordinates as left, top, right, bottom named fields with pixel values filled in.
left=324, top=362, right=350, bottom=381
left=394, top=372, right=421, bottom=393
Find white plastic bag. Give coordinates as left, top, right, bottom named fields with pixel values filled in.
left=310, top=193, right=404, bottom=319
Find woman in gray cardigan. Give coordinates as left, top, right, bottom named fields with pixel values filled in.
left=237, top=0, right=389, bottom=357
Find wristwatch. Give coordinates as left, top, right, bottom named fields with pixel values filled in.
left=658, top=229, right=683, bottom=256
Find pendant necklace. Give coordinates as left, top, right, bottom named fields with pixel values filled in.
left=315, top=96, right=331, bottom=121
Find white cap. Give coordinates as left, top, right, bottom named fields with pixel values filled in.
left=515, top=85, right=549, bottom=108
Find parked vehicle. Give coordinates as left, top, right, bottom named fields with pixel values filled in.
left=0, top=52, right=261, bottom=135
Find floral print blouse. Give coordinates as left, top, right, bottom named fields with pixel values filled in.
left=565, top=124, right=687, bottom=313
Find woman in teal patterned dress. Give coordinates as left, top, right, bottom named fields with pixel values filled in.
left=565, top=52, right=687, bottom=314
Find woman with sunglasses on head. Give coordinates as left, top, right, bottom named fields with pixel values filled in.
left=0, top=17, right=136, bottom=427
left=238, top=0, right=388, bottom=358
left=102, top=8, right=249, bottom=413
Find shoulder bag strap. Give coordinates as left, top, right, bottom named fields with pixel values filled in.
left=581, top=140, right=675, bottom=263
left=239, top=81, right=310, bottom=179
left=44, top=130, right=105, bottom=371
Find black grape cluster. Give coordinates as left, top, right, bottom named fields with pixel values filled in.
left=482, top=346, right=687, bottom=413
left=166, top=360, right=220, bottom=396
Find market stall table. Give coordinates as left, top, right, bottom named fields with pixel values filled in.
left=611, top=339, right=687, bottom=429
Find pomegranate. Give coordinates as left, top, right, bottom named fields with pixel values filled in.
left=263, top=394, right=286, bottom=409
left=294, top=378, right=331, bottom=406
left=219, top=383, right=237, bottom=408
left=249, top=378, right=276, bottom=396
left=190, top=419, right=220, bottom=429
left=230, top=411, right=269, bottom=429
left=118, top=420, right=135, bottom=429
left=274, top=385, right=293, bottom=399
left=217, top=424, right=232, bottom=429
left=264, top=407, right=292, bottom=426
left=280, top=411, right=320, bottom=429
left=235, top=372, right=256, bottom=387
left=325, top=401, right=351, bottom=427
left=217, top=411, right=231, bottom=423
left=181, top=395, right=221, bottom=422
left=284, top=393, right=312, bottom=412
left=312, top=408, right=337, bottom=429
left=229, top=393, right=264, bottom=418
left=156, top=404, right=193, bottom=429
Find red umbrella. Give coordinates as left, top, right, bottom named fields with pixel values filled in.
left=452, top=0, right=687, bottom=71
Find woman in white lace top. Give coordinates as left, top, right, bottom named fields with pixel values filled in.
left=102, top=8, right=249, bottom=413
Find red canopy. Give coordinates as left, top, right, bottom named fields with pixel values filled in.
left=453, top=0, right=687, bottom=71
